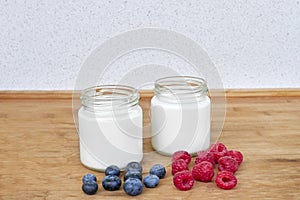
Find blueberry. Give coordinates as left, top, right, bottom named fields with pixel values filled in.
left=123, top=178, right=143, bottom=196
left=105, top=165, right=121, bottom=176
left=124, top=169, right=142, bottom=181
left=143, top=174, right=160, bottom=188
left=150, top=164, right=166, bottom=179
left=82, top=173, right=97, bottom=184
left=82, top=181, right=98, bottom=195
left=125, top=161, right=143, bottom=173
left=102, top=175, right=122, bottom=191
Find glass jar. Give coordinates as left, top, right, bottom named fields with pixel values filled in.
left=78, top=85, right=143, bottom=171
left=151, top=76, right=211, bottom=156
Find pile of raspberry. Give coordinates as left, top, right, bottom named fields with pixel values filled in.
left=172, top=142, right=243, bottom=190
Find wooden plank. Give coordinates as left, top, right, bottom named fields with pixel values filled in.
left=0, top=93, right=299, bottom=199
left=0, top=89, right=300, bottom=99
left=0, top=90, right=73, bottom=99
left=225, top=89, right=300, bottom=97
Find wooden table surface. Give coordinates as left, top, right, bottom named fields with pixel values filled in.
left=0, top=90, right=299, bottom=199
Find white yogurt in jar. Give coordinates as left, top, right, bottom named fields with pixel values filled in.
left=78, top=85, right=143, bottom=171
left=151, top=76, right=211, bottom=155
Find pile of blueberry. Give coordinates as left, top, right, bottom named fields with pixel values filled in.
left=82, top=162, right=166, bottom=196
left=172, top=142, right=243, bottom=190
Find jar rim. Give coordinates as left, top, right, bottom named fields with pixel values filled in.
left=81, top=85, right=139, bottom=110
left=154, top=76, right=208, bottom=96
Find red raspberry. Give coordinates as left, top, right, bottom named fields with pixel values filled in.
left=215, top=171, right=237, bottom=190
left=172, top=151, right=191, bottom=165
left=218, top=156, right=238, bottom=173
left=195, top=150, right=215, bottom=166
left=209, top=142, right=227, bottom=163
left=192, top=161, right=214, bottom=182
left=172, top=159, right=189, bottom=175
left=226, top=150, right=243, bottom=165
left=173, top=170, right=194, bottom=191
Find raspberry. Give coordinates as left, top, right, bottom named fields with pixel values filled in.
left=209, top=142, right=227, bottom=163
left=218, top=156, right=238, bottom=173
left=192, top=161, right=214, bottom=182
left=195, top=151, right=215, bottom=166
left=226, top=150, right=243, bottom=165
left=215, top=171, right=237, bottom=190
left=172, top=151, right=192, bottom=165
left=172, top=159, right=189, bottom=175
left=173, top=170, right=194, bottom=191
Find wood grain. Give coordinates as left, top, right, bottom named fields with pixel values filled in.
left=0, top=90, right=299, bottom=199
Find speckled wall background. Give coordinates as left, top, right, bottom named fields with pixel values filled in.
left=0, top=0, right=299, bottom=90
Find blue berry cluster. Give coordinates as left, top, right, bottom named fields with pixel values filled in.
left=123, top=161, right=144, bottom=196
left=143, top=164, right=166, bottom=188
left=81, top=162, right=166, bottom=196
left=81, top=174, right=98, bottom=195
left=123, top=162, right=166, bottom=195
left=81, top=165, right=122, bottom=195
left=102, top=165, right=122, bottom=191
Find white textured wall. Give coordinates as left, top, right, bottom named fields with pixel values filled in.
left=0, top=0, right=299, bottom=90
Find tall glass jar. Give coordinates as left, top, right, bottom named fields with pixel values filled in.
left=151, top=76, right=211, bottom=156
left=78, top=85, right=143, bottom=171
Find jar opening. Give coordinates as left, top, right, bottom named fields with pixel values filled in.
left=81, top=85, right=139, bottom=110
left=154, top=76, right=208, bottom=98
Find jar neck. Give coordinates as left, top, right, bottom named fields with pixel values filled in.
left=80, top=85, right=139, bottom=112
left=154, top=76, right=208, bottom=103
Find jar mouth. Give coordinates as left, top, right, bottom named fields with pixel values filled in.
left=81, top=85, right=139, bottom=110
left=154, top=76, right=208, bottom=97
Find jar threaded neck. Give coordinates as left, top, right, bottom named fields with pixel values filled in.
left=81, top=85, right=139, bottom=111
left=154, top=76, right=208, bottom=98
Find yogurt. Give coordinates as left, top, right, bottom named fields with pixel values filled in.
left=151, top=76, right=211, bottom=155
left=78, top=85, right=143, bottom=171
